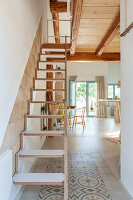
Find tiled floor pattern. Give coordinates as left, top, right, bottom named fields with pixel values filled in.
left=19, top=118, right=131, bottom=200
left=39, top=153, right=111, bottom=200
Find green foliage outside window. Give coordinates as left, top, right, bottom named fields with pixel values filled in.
left=76, top=83, right=86, bottom=98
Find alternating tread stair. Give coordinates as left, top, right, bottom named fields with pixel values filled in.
left=13, top=42, right=68, bottom=199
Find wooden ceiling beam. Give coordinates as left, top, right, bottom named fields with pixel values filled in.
left=67, top=52, right=120, bottom=62
left=70, top=0, right=83, bottom=55
left=50, top=0, right=67, bottom=13
left=95, top=14, right=120, bottom=56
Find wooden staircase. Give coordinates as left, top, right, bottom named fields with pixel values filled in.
left=13, top=42, right=68, bottom=199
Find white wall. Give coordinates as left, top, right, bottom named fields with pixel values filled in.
left=42, top=0, right=48, bottom=43
left=67, top=61, right=120, bottom=101
left=121, top=0, right=133, bottom=198
left=108, top=62, right=120, bottom=84
left=0, top=0, right=44, bottom=148
left=0, top=150, right=12, bottom=200
left=0, top=1, right=48, bottom=199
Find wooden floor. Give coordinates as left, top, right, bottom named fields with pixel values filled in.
left=19, top=118, right=130, bottom=200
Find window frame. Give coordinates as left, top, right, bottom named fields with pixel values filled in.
left=108, top=84, right=120, bottom=99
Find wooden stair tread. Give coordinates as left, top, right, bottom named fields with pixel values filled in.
left=42, top=43, right=70, bottom=49
left=43, top=52, right=65, bottom=55
left=22, top=130, right=65, bottom=136
left=39, top=61, right=65, bottom=63
left=13, top=173, right=64, bottom=185
left=40, top=54, right=65, bottom=58
left=27, top=115, right=64, bottom=118
left=37, top=69, right=65, bottom=72
left=32, top=89, right=65, bottom=91
left=23, top=130, right=65, bottom=134
left=42, top=49, right=65, bottom=53
left=35, top=78, right=65, bottom=81
left=18, top=149, right=64, bottom=158
left=31, top=101, right=65, bottom=104
left=46, top=58, right=65, bottom=62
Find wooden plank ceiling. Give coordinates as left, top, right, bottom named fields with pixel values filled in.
left=75, top=0, right=120, bottom=55
left=49, top=0, right=120, bottom=61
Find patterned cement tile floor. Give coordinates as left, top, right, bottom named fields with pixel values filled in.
left=39, top=153, right=112, bottom=200
left=19, top=119, right=130, bottom=200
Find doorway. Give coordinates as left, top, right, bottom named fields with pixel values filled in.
left=69, top=81, right=97, bottom=117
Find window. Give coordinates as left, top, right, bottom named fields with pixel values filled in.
left=108, top=85, right=114, bottom=99
left=108, top=84, right=120, bottom=99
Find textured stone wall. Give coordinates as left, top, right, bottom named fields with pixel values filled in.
left=0, top=20, right=42, bottom=174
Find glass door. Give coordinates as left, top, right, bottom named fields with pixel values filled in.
left=70, top=81, right=97, bottom=117
left=69, top=81, right=76, bottom=106
left=86, top=82, right=97, bottom=117
left=76, top=82, right=86, bottom=116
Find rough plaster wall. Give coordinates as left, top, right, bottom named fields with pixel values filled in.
left=0, top=21, right=42, bottom=174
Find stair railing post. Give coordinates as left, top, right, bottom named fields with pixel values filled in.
left=47, top=19, right=48, bottom=43
left=64, top=36, right=68, bottom=200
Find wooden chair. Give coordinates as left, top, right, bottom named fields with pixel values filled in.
left=73, top=107, right=86, bottom=128
left=95, top=102, right=106, bottom=119
left=68, top=112, right=73, bottom=128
